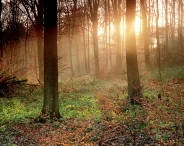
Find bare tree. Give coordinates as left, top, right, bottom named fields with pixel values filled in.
left=19, top=0, right=44, bottom=82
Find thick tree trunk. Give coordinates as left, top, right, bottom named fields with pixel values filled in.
left=126, top=0, right=142, bottom=105
left=42, top=0, right=61, bottom=119
left=0, top=0, right=2, bottom=69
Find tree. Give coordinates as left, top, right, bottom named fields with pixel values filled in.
left=156, top=0, right=162, bottom=81
left=140, top=0, right=150, bottom=68
left=111, top=0, right=122, bottom=68
left=88, top=0, right=100, bottom=76
left=42, top=0, right=61, bottom=118
left=126, top=0, right=142, bottom=105
left=165, top=0, right=168, bottom=56
left=0, top=0, right=2, bottom=67
left=19, top=0, right=44, bottom=83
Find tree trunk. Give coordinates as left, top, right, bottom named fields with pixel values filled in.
left=140, top=0, right=150, bottom=68
left=0, top=0, right=2, bottom=69
left=36, top=0, right=44, bottom=83
left=156, top=0, right=162, bottom=81
left=126, top=0, right=142, bottom=105
left=165, top=0, right=168, bottom=56
left=111, top=0, right=122, bottom=68
left=108, top=0, right=112, bottom=68
left=88, top=0, right=100, bottom=76
left=36, top=29, right=44, bottom=83
left=92, top=20, right=99, bottom=75
left=42, top=0, right=61, bottom=119
left=115, top=14, right=122, bottom=68
left=83, top=28, right=88, bottom=74
left=87, top=13, right=91, bottom=74
left=178, top=0, right=182, bottom=52
left=69, top=35, right=74, bottom=76
left=171, top=0, right=175, bottom=46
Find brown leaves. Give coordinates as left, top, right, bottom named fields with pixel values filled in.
left=0, top=119, right=98, bottom=146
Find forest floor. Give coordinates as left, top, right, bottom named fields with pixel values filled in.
left=0, top=66, right=184, bottom=146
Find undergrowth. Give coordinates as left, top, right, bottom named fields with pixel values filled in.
left=0, top=66, right=184, bottom=145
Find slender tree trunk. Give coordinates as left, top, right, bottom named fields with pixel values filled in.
left=111, top=0, right=122, bottom=68
left=92, top=20, right=99, bottom=75
left=83, top=29, right=88, bottom=74
left=165, top=0, right=168, bottom=56
left=178, top=0, right=182, bottom=52
left=108, top=0, right=112, bottom=67
left=171, top=0, right=175, bottom=46
left=141, top=0, right=150, bottom=68
left=126, top=0, right=142, bottom=105
left=36, top=29, right=44, bottom=83
left=69, top=37, right=74, bottom=76
left=88, top=0, right=100, bottom=76
left=156, top=0, right=162, bottom=81
left=104, top=0, right=108, bottom=67
left=76, top=35, right=80, bottom=76
left=115, top=14, right=122, bottom=68
left=24, top=18, right=29, bottom=77
left=42, top=0, right=61, bottom=119
left=36, top=0, right=44, bottom=83
left=87, top=14, right=90, bottom=74
left=180, top=0, right=183, bottom=52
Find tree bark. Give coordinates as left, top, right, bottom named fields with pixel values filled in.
left=42, top=0, right=61, bottom=118
left=0, top=0, right=2, bottom=68
left=126, top=0, right=142, bottom=105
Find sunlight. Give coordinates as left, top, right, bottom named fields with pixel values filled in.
left=135, top=16, right=141, bottom=35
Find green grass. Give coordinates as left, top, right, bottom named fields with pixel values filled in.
left=0, top=79, right=103, bottom=125
left=0, top=88, right=43, bottom=125
left=59, top=93, right=101, bottom=120
left=146, top=65, right=184, bottom=82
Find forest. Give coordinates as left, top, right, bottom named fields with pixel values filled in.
left=0, top=0, right=184, bottom=145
